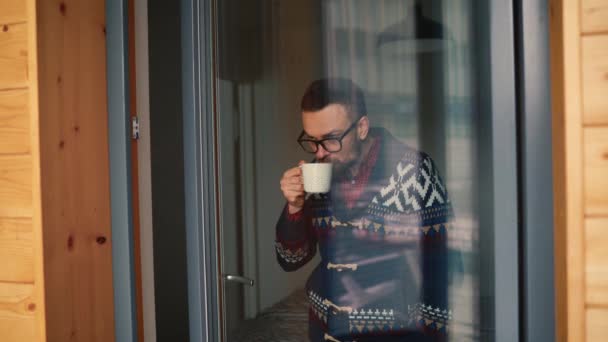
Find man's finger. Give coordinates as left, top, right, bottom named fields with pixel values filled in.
left=283, top=177, right=303, bottom=185
left=281, top=178, right=303, bottom=187
left=283, top=184, right=304, bottom=193
left=284, top=186, right=305, bottom=195
left=283, top=166, right=302, bottom=178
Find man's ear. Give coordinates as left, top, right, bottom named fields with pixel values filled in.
left=357, top=115, right=370, bottom=140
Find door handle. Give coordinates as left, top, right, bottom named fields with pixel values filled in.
left=223, top=274, right=254, bottom=287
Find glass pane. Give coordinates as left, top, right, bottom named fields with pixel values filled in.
left=215, top=1, right=496, bottom=341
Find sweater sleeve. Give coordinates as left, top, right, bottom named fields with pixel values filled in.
left=275, top=203, right=317, bottom=272
left=414, top=154, right=452, bottom=340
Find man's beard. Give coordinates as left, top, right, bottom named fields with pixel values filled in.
left=327, top=141, right=363, bottom=182
left=331, top=161, right=352, bottom=180
left=331, top=143, right=363, bottom=182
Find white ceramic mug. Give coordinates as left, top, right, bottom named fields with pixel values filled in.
left=301, top=163, right=332, bottom=193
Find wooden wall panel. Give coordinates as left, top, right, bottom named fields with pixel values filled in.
left=0, top=0, right=39, bottom=338
left=550, top=0, right=586, bottom=340
left=0, top=155, right=32, bottom=218
left=35, top=0, right=115, bottom=340
left=0, top=0, right=26, bottom=26
left=584, top=127, right=608, bottom=216
left=586, top=218, right=608, bottom=305
left=0, top=89, right=29, bottom=154
left=554, top=0, right=608, bottom=341
left=587, top=308, right=608, bottom=342
left=0, top=218, right=33, bottom=283
left=26, top=0, right=46, bottom=340
left=582, top=0, right=608, bottom=34
left=0, top=282, right=36, bottom=342
left=0, top=23, right=28, bottom=90
left=582, top=35, right=608, bottom=125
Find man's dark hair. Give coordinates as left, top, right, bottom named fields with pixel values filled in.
left=300, top=78, right=367, bottom=119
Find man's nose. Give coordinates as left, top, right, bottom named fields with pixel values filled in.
left=315, top=145, right=330, bottom=160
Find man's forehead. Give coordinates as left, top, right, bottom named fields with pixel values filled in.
left=301, top=105, right=351, bottom=138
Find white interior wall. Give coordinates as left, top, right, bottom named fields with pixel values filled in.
left=251, top=0, right=323, bottom=312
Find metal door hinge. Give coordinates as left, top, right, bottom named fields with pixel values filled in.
left=131, top=116, right=140, bottom=140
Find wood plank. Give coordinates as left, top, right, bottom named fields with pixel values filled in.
left=582, top=0, right=608, bottom=34
left=0, top=282, right=35, bottom=319
left=134, top=0, right=158, bottom=339
left=0, top=89, right=30, bottom=155
left=582, top=35, right=608, bottom=125
left=586, top=218, right=608, bottom=305
left=0, top=0, right=26, bottom=26
left=584, top=127, right=608, bottom=215
left=0, top=218, right=33, bottom=283
left=550, top=0, right=586, bottom=340
left=26, top=0, right=47, bottom=340
left=0, top=23, right=28, bottom=90
left=0, top=281, right=36, bottom=342
left=587, top=308, right=608, bottom=342
left=0, top=316, right=36, bottom=342
left=35, top=0, right=115, bottom=340
left=0, top=155, right=32, bottom=218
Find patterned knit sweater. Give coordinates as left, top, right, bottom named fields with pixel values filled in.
left=275, top=128, right=452, bottom=342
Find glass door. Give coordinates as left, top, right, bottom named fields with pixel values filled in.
left=184, top=0, right=521, bottom=341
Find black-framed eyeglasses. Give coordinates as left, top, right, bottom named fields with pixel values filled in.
left=297, top=120, right=359, bottom=154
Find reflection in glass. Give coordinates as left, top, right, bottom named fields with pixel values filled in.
left=217, top=0, right=485, bottom=341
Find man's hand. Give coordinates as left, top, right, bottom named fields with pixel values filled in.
left=280, top=160, right=306, bottom=214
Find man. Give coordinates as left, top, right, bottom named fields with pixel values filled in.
left=276, top=78, right=452, bottom=341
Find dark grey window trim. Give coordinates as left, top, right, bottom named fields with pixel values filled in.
left=475, top=0, right=520, bottom=340
left=182, top=0, right=221, bottom=341
left=106, top=0, right=139, bottom=341
left=514, top=0, right=556, bottom=341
